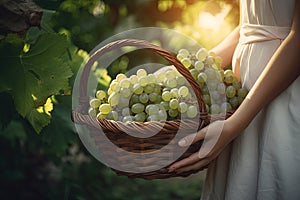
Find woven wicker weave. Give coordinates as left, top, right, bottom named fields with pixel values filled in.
left=72, top=39, right=233, bottom=179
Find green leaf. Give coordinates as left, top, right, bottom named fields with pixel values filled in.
left=0, top=33, right=73, bottom=133
left=40, top=95, right=77, bottom=161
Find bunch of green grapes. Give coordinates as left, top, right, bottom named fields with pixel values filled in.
left=88, top=68, right=199, bottom=122
left=176, top=48, right=248, bottom=114
left=89, top=47, right=248, bottom=122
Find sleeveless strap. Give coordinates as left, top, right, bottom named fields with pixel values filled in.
left=239, top=23, right=291, bottom=44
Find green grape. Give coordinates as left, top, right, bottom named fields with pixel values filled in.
left=166, top=69, right=176, bottom=79
left=176, top=54, right=184, bottom=61
left=190, top=68, right=199, bottom=80
left=217, top=82, right=226, bottom=94
left=169, top=99, right=179, bottom=109
left=205, top=68, right=217, bottom=80
left=205, top=55, right=214, bottom=66
left=178, top=86, right=189, bottom=97
left=133, top=83, right=143, bottom=94
left=137, top=69, right=147, bottom=77
left=134, top=112, right=146, bottom=122
left=131, top=103, right=145, bottom=114
left=139, top=93, right=149, bottom=104
left=215, top=70, right=223, bottom=81
left=138, top=76, right=148, bottom=87
left=120, top=88, right=131, bottom=98
left=146, top=104, right=159, bottom=115
left=157, top=73, right=165, bottom=83
left=156, top=95, right=162, bottom=104
left=232, top=81, right=242, bottom=90
left=178, top=102, right=188, bottom=113
left=147, top=115, right=160, bottom=122
left=196, top=48, right=208, bottom=61
left=210, top=90, right=220, bottom=101
left=229, top=96, right=239, bottom=109
left=224, top=69, right=234, bottom=76
left=166, top=78, right=177, bottom=88
left=218, top=69, right=225, bottom=81
left=207, top=80, right=219, bottom=90
left=195, top=61, right=204, bottom=71
left=153, top=84, right=162, bottom=94
left=129, top=75, right=138, bottom=84
left=176, top=76, right=186, bottom=86
left=168, top=109, right=179, bottom=118
left=130, top=94, right=140, bottom=105
left=106, top=111, right=118, bottom=121
left=147, top=74, right=156, bottom=84
left=210, top=104, right=221, bottom=114
left=116, top=73, right=127, bottom=82
left=89, top=98, right=101, bottom=108
left=238, top=88, right=248, bottom=98
left=162, top=87, right=170, bottom=92
left=181, top=58, right=192, bottom=68
left=96, top=90, right=107, bottom=100
left=99, top=103, right=112, bottom=114
left=122, top=116, right=133, bottom=122
left=220, top=102, right=232, bottom=113
left=88, top=107, right=98, bottom=117
left=226, top=86, right=236, bottom=98
left=160, top=101, right=170, bottom=111
left=214, top=56, right=223, bottom=68
left=170, top=88, right=179, bottom=98
left=162, top=91, right=171, bottom=101
left=144, top=84, right=154, bottom=94
left=97, top=112, right=107, bottom=120
left=178, top=49, right=190, bottom=58
left=109, top=81, right=121, bottom=92
left=108, top=92, right=120, bottom=106
left=118, top=96, right=130, bottom=109
left=119, top=78, right=131, bottom=88
left=224, top=75, right=234, bottom=84
left=197, top=72, right=207, bottom=83
left=158, top=109, right=168, bottom=121
left=203, top=94, right=211, bottom=105
left=122, top=107, right=131, bottom=116
left=187, top=105, right=198, bottom=118
left=149, top=93, right=159, bottom=103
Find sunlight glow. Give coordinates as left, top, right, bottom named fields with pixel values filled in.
left=198, top=5, right=231, bottom=30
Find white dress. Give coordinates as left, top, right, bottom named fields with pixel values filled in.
left=201, top=0, right=300, bottom=199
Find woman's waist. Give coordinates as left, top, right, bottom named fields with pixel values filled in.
left=239, top=23, right=291, bottom=45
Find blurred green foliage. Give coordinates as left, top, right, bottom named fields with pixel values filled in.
left=0, top=0, right=239, bottom=199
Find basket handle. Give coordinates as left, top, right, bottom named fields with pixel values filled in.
left=77, top=39, right=207, bottom=117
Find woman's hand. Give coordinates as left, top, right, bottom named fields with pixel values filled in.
left=168, top=119, right=241, bottom=174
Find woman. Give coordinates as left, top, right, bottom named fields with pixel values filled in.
left=169, top=0, right=300, bottom=199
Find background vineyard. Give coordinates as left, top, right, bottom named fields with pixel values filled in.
left=0, top=0, right=239, bottom=199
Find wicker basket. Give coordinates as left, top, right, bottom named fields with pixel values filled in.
left=72, top=39, right=233, bottom=179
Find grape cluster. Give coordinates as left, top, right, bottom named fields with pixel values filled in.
left=88, top=47, right=248, bottom=122
left=89, top=67, right=199, bottom=122
left=176, top=48, right=248, bottom=114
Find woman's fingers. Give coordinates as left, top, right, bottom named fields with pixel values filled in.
left=178, top=126, right=207, bottom=147
left=174, top=158, right=210, bottom=174
left=168, top=152, right=200, bottom=172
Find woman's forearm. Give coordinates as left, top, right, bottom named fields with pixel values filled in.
left=228, top=1, right=300, bottom=132
left=210, top=26, right=240, bottom=68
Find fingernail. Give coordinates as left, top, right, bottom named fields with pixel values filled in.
left=178, top=139, right=187, bottom=147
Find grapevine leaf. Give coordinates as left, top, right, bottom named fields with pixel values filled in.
left=41, top=96, right=77, bottom=160
left=0, top=33, right=73, bottom=133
